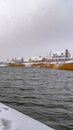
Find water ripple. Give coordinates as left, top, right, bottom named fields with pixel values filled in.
left=0, top=67, right=73, bottom=129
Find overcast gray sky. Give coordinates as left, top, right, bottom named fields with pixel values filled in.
left=0, top=0, right=73, bottom=61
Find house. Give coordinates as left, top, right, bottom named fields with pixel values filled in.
left=11, top=57, right=24, bottom=63
left=52, top=49, right=71, bottom=62
left=29, top=56, right=46, bottom=62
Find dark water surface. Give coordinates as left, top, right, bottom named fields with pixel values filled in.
left=0, top=67, right=73, bottom=130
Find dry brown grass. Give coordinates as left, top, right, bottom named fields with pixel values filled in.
left=31, top=63, right=57, bottom=68
left=31, top=63, right=48, bottom=68
left=8, top=63, right=25, bottom=67
left=48, top=63, right=56, bottom=68
left=58, top=63, right=73, bottom=70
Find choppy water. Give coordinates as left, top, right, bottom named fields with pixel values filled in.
left=0, top=67, right=73, bottom=130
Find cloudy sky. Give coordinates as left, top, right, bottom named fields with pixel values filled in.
left=0, top=0, right=73, bottom=61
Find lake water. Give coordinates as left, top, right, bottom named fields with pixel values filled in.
left=0, top=67, right=73, bottom=130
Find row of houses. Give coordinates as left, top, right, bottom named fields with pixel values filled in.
left=5, top=49, right=72, bottom=64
